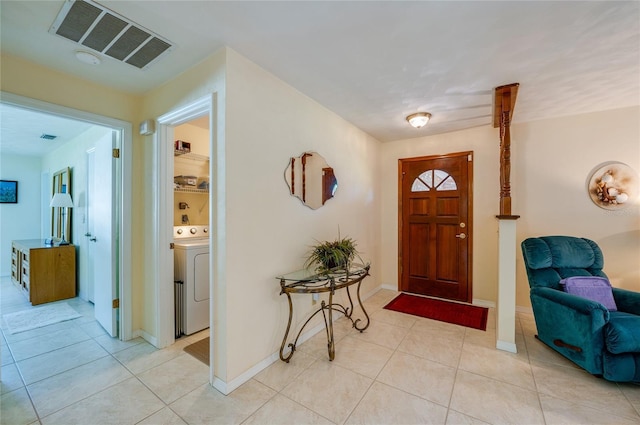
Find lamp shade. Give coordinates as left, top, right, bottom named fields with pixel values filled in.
left=50, top=192, right=74, bottom=208
left=406, top=112, right=432, bottom=128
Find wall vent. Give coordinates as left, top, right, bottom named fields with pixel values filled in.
left=49, top=0, right=173, bottom=70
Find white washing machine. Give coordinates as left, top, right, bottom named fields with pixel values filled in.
left=174, top=226, right=210, bottom=336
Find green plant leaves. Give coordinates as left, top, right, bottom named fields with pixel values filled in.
left=305, top=235, right=359, bottom=273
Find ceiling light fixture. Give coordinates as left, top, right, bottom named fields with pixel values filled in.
left=75, top=50, right=101, bottom=65
left=406, top=112, right=432, bottom=128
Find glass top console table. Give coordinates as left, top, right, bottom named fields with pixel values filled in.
left=276, top=263, right=371, bottom=362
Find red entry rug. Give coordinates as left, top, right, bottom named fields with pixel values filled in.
left=384, top=293, right=488, bottom=331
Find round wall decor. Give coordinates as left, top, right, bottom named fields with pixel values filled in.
left=587, top=162, right=639, bottom=210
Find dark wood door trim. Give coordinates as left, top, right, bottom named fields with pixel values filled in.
left=398, top=151, right=474, bottom=302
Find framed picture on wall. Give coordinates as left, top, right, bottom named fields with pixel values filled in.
left=0, top=180, right=18, bottom=203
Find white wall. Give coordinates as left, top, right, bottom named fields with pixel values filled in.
left=0, top=155, right=42, bottom=276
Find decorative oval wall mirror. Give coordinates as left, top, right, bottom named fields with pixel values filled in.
left=284, top=152, right=337, bottom=209
left=51, top=167, right=72, bottom=241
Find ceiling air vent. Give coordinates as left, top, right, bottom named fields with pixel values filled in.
left=49, top=0, right=173, bottom=70
left=40, top=134, right=58, bottom=140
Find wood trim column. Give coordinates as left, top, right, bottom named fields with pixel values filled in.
left=493, top=83, right=519, bottom=216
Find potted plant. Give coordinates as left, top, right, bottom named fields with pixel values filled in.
left=305, top=234, right=360, bottom=273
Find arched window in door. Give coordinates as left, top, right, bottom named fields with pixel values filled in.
left=411, top=169, right=458, bottom=192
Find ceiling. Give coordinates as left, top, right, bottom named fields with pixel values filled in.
left=0, top=103, right=99, bottom=156
left=1, top=0, right=638, bottom=152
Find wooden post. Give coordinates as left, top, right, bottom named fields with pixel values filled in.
left=493, top=83, right=520, bottom=353
left=493, top=83, right=519, bottom=216
left=500, top=105, right=512, bottom=215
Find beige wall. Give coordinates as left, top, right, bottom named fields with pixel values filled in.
left=513, top=106, right=640, bottom=305
left=380, top=106, right=640, bottom=309
left=223, top=49, right=381, bottom=381
left=0, top=54, right=141, bottom=122
left=141, top=48, right=381, bottom=384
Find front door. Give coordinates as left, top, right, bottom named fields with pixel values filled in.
left=399, top=152, right=473, bottom=303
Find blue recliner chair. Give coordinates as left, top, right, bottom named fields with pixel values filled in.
left=521, top=235, right=640, bottom=383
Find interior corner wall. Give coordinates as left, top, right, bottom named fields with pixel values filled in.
left=380, top=126, right=501, bottom=304
left=224, top=49, right=381, bottom=383
left=0, top=155, right=42, bottom=276
left=140, top=48, right=227, bottom=375
left=513, top=106, right=640, bottom=306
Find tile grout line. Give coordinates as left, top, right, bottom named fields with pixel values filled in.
left=521, top=315, right=549, bottom=425
left=1, top=301, right=43, bottom=425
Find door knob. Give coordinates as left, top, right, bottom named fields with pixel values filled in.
left=85, top=232, right=92, bottom=237
left=455, top=233, right=467, bottom=239
left=89, top=237, right=97, bottom=242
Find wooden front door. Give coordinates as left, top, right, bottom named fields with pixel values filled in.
left=399, top=152, right=473, bottom=303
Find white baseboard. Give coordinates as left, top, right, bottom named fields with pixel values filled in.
left=472, top=298, right=496, bottom=308
left=380, top=283, right=398, bottom=291
left=210, top=319, right=329, bottom=395
left=475, top=299, right=533, bottom=314
left=212, top=349, right=280, bottom=395
left=496, top=340, right=517, bottom=353
left=210, top=286, right=392, bottom=395
left=133, top=329, right=158, bottom=347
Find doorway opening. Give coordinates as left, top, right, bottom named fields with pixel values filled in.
left=173, top=116, right=210, bottom=338
left=155, top=93, right=221, bottom=389
left=1, top=91, right=133, bottom=339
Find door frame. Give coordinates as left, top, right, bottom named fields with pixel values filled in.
left=397, top=151, right=474, bottom=301
left=153, top=93, right=219, bottom=352
left=1, top=91, right=133, bottom=340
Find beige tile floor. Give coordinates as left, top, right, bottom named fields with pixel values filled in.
left=1, top=276, right=639, bottom=425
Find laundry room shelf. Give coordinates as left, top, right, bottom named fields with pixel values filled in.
left=175, top=187, right=208, bottom=194
left=174, top=151, right=209, bottom=162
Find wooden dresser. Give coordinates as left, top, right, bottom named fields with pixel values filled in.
left=11, top=239, right=76, bottom=305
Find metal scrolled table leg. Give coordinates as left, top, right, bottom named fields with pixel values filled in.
left=353, top=275, right=370, bottom=332
left=344, top=285, right=355, bottom=318
left=279, top=287, right=295, bottom=363
left=327, top=280, right=336, bottom=361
